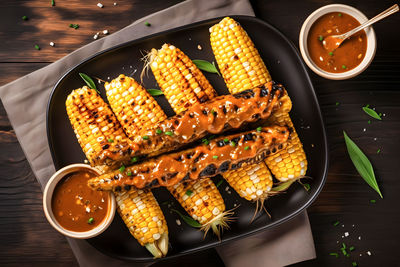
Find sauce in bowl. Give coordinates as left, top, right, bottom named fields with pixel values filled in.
left=51, top=170, right=110, bottom=232
left=307, top=12, right=367, bottom=73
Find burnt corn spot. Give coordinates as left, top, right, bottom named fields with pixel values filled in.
left=102, top=144, right=110, bottom=150
left=186, top=152, right=195, bottom=159
left=191, top=167, right=197, bottom=172
left=252, top=113, right=260, bottom=120
left=199, top=164, right=216, bottom=177
left=218, top=161, right=230, bottom=173
left=217, top=140, right=226, bottom=147
left=189, top=113, right=194, bottom=118
left=199, top=95, right=209, bottom=103
left=243, top=133, right=254, bottom=142
left=113, top=175, right=119, bottom=180
left=124, top=185, right=131, bottom=191
left=260, top=88, right=269, bottom=97
left=174, top=120, right=179, bottom=126
left=202, top=109, right=208, bottom=115
left=193, top=152, right=205, bottom=163
left=271, top=147, right=277, bottom=153
left=114, top=186, right=122, bottom=192
left=278, top=144, right=283, bottom=149
left=222, top=106, right=227, bottom=114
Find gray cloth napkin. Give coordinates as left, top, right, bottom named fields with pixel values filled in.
left=0, top=0, right=316, bottom=266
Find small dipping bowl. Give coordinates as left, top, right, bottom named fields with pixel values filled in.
left=43, top=163, right=116, bottom=239
left=299, top=4, right=377, bottom=80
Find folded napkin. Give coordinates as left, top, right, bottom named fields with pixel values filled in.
left=0, top=0, right=316, bottom=266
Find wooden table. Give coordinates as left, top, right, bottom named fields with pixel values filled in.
left=1, top=0, right=399, bottom=266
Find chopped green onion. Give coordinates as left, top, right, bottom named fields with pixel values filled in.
left=368, top=120, right=371, bottom=124
left=224, top=138, right=229, bottom=143
left=165, top=131, right=173, bottom=136
left=352, top=262, right=358, bottom=266
left=244, top=146, right=250, bottom=150
left=377, top=149, right=381, bottom=154
left=341, top=248, right=347, bottom=256
left=88, top=217, right=94, bottom=224
left=215, top=179, right=223, bottom=188
left=213, top=155, right=218, bottom=159
left=69, top=23, right=79, bottom=29
left=142, top=135, right=149, bottom=140
left=256, top=126, right=262, bottom=132
left=156, top=129, right=163, bottom=135
left=329, top=252, right=339, bottom=258
left=342, top=243, right=346, bottom=249
left=211, top=109, right=217, bottom=116
left=349, top=246, right=355, bottom=251
left=119, top=165, right=125, bottom=172
left=370, top=199, right=376, bottom=203
left=338, top=13, right=342, bottom=17
left=131, top=157, right=138, bottom=163
left=51, top=0, right=55, bottom=6
left=333, top=221, right=340, bottom=226
left=34, top=44, right=40, bottom=50
left=342, top=65, right=347, bottom=69
left=336, top=102, right=340, bottom=106
left=329, top=52, right=333, bottom=56
left=144, top=22, right=151, bottom=27
left=22, top=16, right=28, bottom=21
left=230, top=141, right=236, bottom=147
left=185, top=190, right=193, bottom=196
left=127, top=171, right=132, bottom=176
left=318, top=35, right=323, bottom=41
left=302, top=183, right=311, bottom=191
left=202, top=138, right=209, bottom=145
left=107, top=138, right=114, bottom=143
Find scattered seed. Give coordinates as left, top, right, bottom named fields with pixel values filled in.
left=103, top=29, right=109, bottom=35
left=97, top=3, right=104, bottom=8
left=344, top=232, right=349, bottom=237
left=49, top=42, right=55, bottom=47
left=367, top=251, right=371, bottom=256
left=197, top=44, right=202, bottom=50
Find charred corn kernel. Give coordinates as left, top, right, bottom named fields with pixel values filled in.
left=210, top=17, right=271, bottom=93
left=105, top=74, right=167, bottom=139
left=116, top=189, right=168, bottom=246
left=66, top=86, right=126, bottom=166
left=150, top=44, right=217, bottom=114
left=168, top=179, right=225, bottom=225
left=210, top=17, right=308, bottom=181
left=66, top=86, right=168, bottom=258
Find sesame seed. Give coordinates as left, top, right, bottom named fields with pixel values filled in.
left=113, top=2, right=117, bottom=5
left=197, top=44, right=202, bottom=50
left=367, top=251, right=371, bottom=256
left=176, top=219, right=181, bottom=225
left=97, top=3, right=104, bottom=8
left=49, top=42, right=55, bottom=47
left=103, top=30, right=109, bottom=35
left=344, top=232, right=349, bottom=237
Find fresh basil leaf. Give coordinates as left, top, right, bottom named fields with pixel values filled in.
left=192, top=59, right=220, bottom=75
left=343, top=131, right=383, bottom=198
left=362, top=106, right=382, bottom=120
left=79, top=73, right=100, bottom=94
left=171, top=209, right=201, bottom=228
left=271, top=180, right=295, bottom=192
left=147, top=89, right=164, bottom=96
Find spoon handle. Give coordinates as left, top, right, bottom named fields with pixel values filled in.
left=342, top=4, right=399, bottom=39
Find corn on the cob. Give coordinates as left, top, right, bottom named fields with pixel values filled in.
left=150, top=44, right=274, bottom=222
left=210, top=17, right=308, bottom=182
left=105, top=75, right=166, bottom=139
left=66, top=87, right=168, bottom=258
left=150, top=44, right=236, bottom=236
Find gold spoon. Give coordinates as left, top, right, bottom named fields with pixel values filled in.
left=323, top=4, right=399, bottom=51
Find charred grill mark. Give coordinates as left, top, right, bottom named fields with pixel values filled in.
left=102, top=144, right=110, bottom=150
left=217, top=161, right=230, bottom=173
left=199, top=164, right=216, bottom=177
left=193, top=152, right=205, bottom=163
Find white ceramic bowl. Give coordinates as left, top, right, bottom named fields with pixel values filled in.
left=299, top=4, right=376, bottom=80
left=43, top=164, right=116, bottom=239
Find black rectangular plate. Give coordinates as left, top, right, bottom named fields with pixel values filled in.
left=47, top=16, right=328, bottom=262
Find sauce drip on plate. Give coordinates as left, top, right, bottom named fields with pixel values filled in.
left=308, top=12, right=367, bottom=73
left=52, top=171, right=110, bottom=232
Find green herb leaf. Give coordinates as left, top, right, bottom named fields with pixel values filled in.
left=302, top=183, right=311, bottom=191
left=192, top=59, right=220, bottom=75
left=51, top=0, right=55, bottom=6
left=349, top=246, right=355, bottom=251
left=131, top=157, right=138, bottom=163
left=34, top=44, right=40, bottom=50
left=362, top=106, right=382, bottom=120
left=88, top=217, right=94, bottom=224
left=230, top=141, right=236, bottom=147
left=329, top=51, right=333, bottom=56
left=22, top=16, right=28, bottom=21
left=318, top=35, right=323, bottom=41
left=244, top=146, right=250, bottom=150
left=370, top=199, right=376, bottom=203
left=144, top=22, right=151, bottom=27
left=171, top=209, right=201, bottom=228
left=213, top=155, right=218, bottom=159
left=352, top=262, right=358, bottom=267
left=202, top=138, right=209, bottom=145
left=336, top=102, right=340, bottom=106
left=256, top=126, right=262, bottom=132
left=215, top=179, right=223, bottom=188
left=338, top=13, right=342, bottom=17
left=147, top=89, right=164, bottom=96
left=343, top=131, right=383, bottom=198
left=127, top=171, right=132, bottom=176
left=342, top=242, right=346, bottom=249
left=165, top=131, right=173, bottom=136
left=185, top=190, right=193, bottom=196
left=271, top=180, right=295, bottom=192
left=377, top=149, right=381, bottom=154
left=342, top=65, right=347, bottom=69
left=333, top=221, right=340, bottom=226
left=142, top=135, right=149, bottom=140
left=107, top=138, right=114, bottom=143
left=329, top=252, right=339, bottom=258
left=224, top=138, right=229, bottom=143
left=119, top=165, right=125, bottom=172
left=69, top=23, right=79, bottom=29
left=79, top=73, right=100, bottom=93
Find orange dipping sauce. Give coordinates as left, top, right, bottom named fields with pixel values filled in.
left=308, top=12, right=367, bottom=73
left=52, top=171, right=110, bottom=232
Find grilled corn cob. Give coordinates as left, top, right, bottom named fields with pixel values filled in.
left=210, top=17, right=308, bottom=181
left=66, top=87, right=168, bottom=258
left=150, top=44, right=234, bottom=236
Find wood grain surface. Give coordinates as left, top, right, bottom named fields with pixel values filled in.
left=1, top=0, right=399, bottom=266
